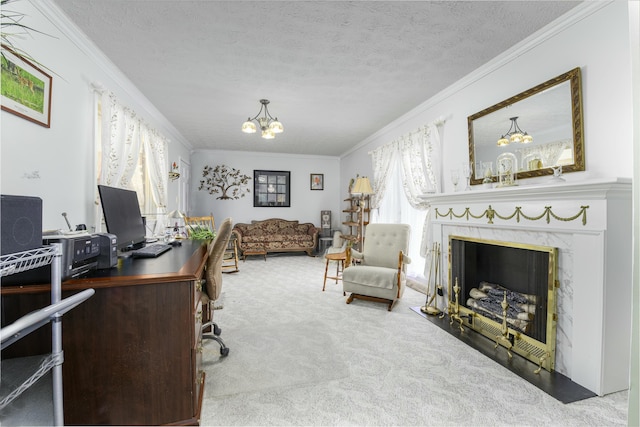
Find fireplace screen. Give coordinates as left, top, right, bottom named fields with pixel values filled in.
left=448, top=236, right=558, bottom=372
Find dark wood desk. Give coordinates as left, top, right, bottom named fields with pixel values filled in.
left=1, top=240, right=209, bottom=426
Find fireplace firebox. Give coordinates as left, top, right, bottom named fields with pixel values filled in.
left=448, top=236, right=558, bottom=372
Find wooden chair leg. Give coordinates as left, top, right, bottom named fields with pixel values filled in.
left=322, top=258, right=330, bottom=291
left=341, top=260, right=346, bottom=295
left=345, top=293, right=396, bottom=311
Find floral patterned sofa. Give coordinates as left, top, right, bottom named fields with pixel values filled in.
left=232, top=218, right=318, bottom=256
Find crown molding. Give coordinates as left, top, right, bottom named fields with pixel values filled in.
left=341, top=1, right=613, bottom=159
left=31, top=0, right=193, bottom=150
left=191, top=148, right=339, bottom=160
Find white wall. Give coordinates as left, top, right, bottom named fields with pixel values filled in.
left=189, top=150, right=341, bottom=228
left=0, top=0, right=191, bottom=232
left=341, top=2, right=634, bottom=195
left=628, top=0, right=640, bottom=423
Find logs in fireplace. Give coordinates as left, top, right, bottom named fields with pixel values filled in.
left=467, top=282, right=536, bottom=333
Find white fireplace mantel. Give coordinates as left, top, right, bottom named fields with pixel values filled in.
left=423, top=177, right=631, bottom=204
left=421, top=177, right=632, bottom=396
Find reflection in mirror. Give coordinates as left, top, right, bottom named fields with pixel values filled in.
left=468, top=68, right=584, bottom=185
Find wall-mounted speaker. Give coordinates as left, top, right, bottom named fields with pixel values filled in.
left=1, top=195, right=43, bottom=255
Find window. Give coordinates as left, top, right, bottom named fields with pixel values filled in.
left=94, top=91, right=169, bottom=234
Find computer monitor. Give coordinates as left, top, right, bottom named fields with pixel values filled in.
left=98, top=185, right=146, bottom=251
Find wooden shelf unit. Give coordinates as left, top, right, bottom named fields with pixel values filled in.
left=342, top=195, right=370, bottom=251
left=0, top=244, right=94, bottom=426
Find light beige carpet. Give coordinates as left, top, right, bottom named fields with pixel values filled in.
left=200, top=253, right=628, bottom=426
left=203, top=320, right=349, bottom=397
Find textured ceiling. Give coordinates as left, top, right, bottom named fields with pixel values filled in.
left=52, top=1, right=581, bottom=156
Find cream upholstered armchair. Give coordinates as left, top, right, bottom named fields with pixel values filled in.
left=342, top=223, right=411, bottom=311
left=202, top=217, right=233, bottom=356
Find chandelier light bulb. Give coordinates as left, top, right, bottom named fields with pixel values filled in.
left=522, top=133, right=533, bottom=144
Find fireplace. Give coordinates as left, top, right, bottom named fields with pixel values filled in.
left=448, top=236, right=557, bottom=372
left=421, top=178, right=632, bottom=396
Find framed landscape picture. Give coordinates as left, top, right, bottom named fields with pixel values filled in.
left=310, top=173, right=323, bottom=190
left=254, top=170, right=290, bottom=207
left=1, top=46, right=52, bottom=127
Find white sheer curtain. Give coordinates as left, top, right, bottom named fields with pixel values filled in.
left=95, top=90, right=169, bottom=232
left=369, top=118, right=445, bottom=287
left=140, top=125, right=169, bottom=216
left=369, top=142, right=398, bottom=211
left=100, top=91, right=141, bottom=189
left=372, top=162, right=428, bottom=284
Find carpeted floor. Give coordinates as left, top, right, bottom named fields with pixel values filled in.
left=199, top=253, right=629, bottom=426
left=204, top=320, right=350, bottom=398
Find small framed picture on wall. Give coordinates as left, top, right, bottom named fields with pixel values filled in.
left=310, top=173, right=324, bottom=190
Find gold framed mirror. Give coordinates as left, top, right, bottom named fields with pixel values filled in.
left=468, top=67, right=584, bottom=185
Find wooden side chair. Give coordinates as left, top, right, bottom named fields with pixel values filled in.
left=184, top=214, right=215, bottom=238
left=222, top=233, right=239, bottom=273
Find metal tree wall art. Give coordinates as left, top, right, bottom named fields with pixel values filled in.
left=198, top=164, right=251, bottom=200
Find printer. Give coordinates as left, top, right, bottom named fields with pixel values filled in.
left=43, top=233, right=101, bottom=280
left=3, top=232, right=108, bottom=286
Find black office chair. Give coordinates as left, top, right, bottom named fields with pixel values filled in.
left=202, top=217, right=232, bottom=356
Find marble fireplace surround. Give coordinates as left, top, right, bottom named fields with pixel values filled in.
left=422, top=178, right=632, bottom=396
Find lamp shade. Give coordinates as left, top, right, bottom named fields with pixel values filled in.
left=168, top=210, right=185, bottom=219
left=352, top=176, right=374, bottom=195
left=269, top=120, right=283, bottom=133
left=497, top=136, right=509, bottom=147
left=509, top=132, right=523, bottom=143
left=242, top=120, right=257, bottom=133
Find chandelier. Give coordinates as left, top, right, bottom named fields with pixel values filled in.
left=497, top=116, right=533, bottom=146
left=241, top=99, right=283, bottom=140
